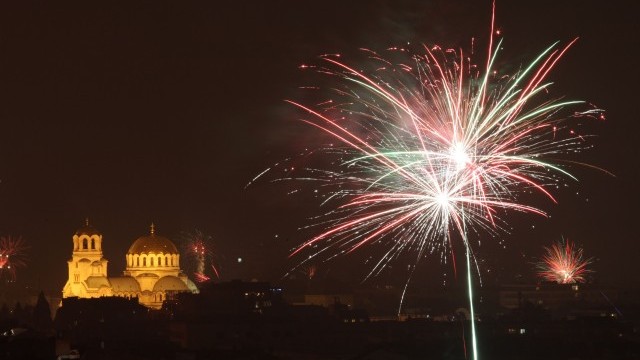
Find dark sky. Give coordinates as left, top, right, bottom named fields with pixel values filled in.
left=0, top=1, right=637, bottom=294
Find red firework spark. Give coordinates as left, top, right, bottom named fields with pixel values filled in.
left=537, top=238, right=592, bottom=284
left=183, top=230, right=220, bottom=283
left=0, top=236, right=28, bottom=280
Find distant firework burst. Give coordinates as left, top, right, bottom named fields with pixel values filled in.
left=263, top=5, right=603, bottom=359
left=182, top=230, right=220, bottom=283
left=0, top=236, right=28, bottom=281
left=537, top=238, right=592, bottom=284
left=299, top=264, right=317, bottom=280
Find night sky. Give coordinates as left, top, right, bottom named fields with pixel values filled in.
left=0, top=1, right=637, bottom=295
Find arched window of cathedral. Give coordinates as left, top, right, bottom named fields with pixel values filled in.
left=166, top=255, right=171, bottom=267
left=142, top=256, right=147, bottom=267
left=151, top=256, right=155, bottom=267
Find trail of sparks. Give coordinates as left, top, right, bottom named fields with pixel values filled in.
left=537, top=238, right=592, bottom=284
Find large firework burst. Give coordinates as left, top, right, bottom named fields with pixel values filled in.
left=537, top=238, right=592, bottom=284
left=284, top=38, right=601, bottom=274
left=264, top=5, right=602, bottom=359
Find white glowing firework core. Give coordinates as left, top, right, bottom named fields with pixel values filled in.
left=435, top=192, right=450, bottom=207
left=450, top=143, right=471, bottom=171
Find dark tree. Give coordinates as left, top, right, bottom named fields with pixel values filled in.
left=33, top=291, right=53, bottom=333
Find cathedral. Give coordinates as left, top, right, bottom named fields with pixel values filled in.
left=62, top=220, right=198, bottom=309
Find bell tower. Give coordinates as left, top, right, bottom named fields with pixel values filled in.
left=62, top=219, right=109, bottom=298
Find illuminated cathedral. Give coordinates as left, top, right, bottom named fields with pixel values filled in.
left=62, top=220, right=198, bottom=309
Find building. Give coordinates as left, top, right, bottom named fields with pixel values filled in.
left=62, top=220, right=197, bottom=309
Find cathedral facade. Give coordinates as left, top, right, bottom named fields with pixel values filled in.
left=62, top=221, right=198, bottom=309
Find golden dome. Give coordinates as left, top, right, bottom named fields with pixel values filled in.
left=153, top=276, right=188, bottom=292
left=75, top=218, right=101, bottom=236
left=127, top=224, right=178, bottom=255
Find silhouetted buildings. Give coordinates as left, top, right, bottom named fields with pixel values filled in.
left=55, top=296, right=176, bottom=359
left=0, top=292, right=55, bottom=360
left=0, top=279, right=637, bottom=359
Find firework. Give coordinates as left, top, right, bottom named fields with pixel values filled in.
left=283, top=38, right=600, bottom=274
left=272, top=5, right=601, bottom=360
left=182, top=230, right=220, bottom=283
left=0, top=236, right=28, bottom=281
left=297, top=264, right=317, bottom=280
left=537, top=238, right=592, bottom=284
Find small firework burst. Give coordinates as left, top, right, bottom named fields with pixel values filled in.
left=0, top=236, right=28, bottom=281
left=182, top=230, right=220, bottom=283
left=299, top=264, right=317, bottom=280
left=537, top=238, right=592, bottom=284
